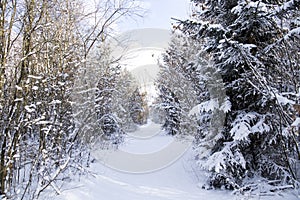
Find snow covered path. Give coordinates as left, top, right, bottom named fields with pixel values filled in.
left=53, top=121, right=298, bottom=200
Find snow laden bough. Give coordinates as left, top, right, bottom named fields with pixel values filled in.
left=176, top=0, right=300, bottom=193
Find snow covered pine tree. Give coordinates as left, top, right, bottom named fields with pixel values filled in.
left=129, top=88, right=149, bottom=125
left=155, top=32, right=202, bottom=136
left=178, top=0, right=300, bottom=190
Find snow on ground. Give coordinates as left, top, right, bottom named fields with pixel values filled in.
left=51, top=121, right=299, bottom=200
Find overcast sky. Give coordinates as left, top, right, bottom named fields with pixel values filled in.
left=119, top=0, right=191, bottom=31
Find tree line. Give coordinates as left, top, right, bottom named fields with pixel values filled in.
left=0, top=0, right=148, bottom=199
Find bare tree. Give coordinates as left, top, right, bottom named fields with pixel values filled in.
left=0, top=0, right=143, bottom=199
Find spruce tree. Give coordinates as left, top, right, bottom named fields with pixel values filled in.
left=179, top=0, right=300, bottom=189
left=156, top=32, right=201, bottom=136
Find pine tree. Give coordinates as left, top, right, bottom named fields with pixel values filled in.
left=178, top=0, right=300, bottom=189
left=129, top=88, right=148, bottom=125
left=156, top=32, right=200, bottom=136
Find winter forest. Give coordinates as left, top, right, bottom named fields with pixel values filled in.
left=0, top=0, right=300, bottom=199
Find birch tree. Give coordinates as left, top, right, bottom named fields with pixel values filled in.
left=0, top=0, right=142, bottom=199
